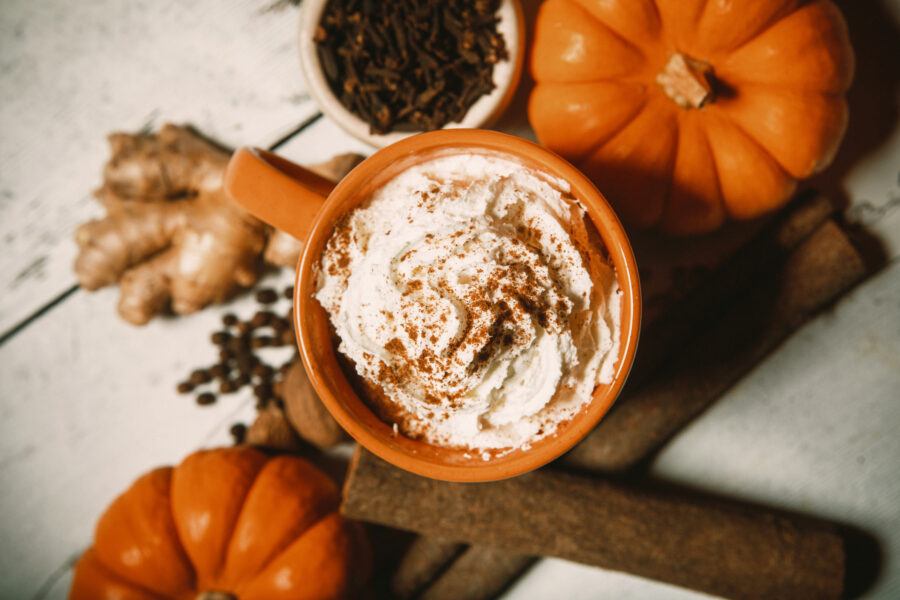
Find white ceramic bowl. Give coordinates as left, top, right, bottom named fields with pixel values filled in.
left=298, top=0, right=524, bottom=148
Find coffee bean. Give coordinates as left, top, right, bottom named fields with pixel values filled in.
left=211, top=331, right=231, bottom=345
left=229, top=423, right=247, bottom=444
left=228, top=337, right=247, bottom=353
left=253, top=364, right=275, bottom=380
left=186, top=286, right=303, bottom=417
left=189, top=369, right=212, bottom=385
left=235, top=355, right=254, bottom=373
left=255, top=288, right=279, bottom=304
left=196, top=392, right=217, bottom=405
left=250, top=336, right=268, bottom=349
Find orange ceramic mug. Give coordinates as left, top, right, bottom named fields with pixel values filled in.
left=225, top=129, right=641, bottom=482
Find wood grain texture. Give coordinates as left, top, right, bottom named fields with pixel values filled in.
left=0, top=113, right=370, bottom=598
left=0, top=278, right=279, bottom=597
left=0, top=0, right=318, bottom=336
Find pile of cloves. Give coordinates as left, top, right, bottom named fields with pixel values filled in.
left=316, top=0, right=508, bottom=134
left=175, top=285, right=298, bottom=443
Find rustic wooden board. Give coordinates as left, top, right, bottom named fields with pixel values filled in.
left=1, top=0, right=899, bottom=598
left=0, top=0, right=318, bottom=337
left=0, top=269, right=292, bottom=597
left=0, top=116, right=373, bottom=598
left=274, top=111, right=374, bottom=165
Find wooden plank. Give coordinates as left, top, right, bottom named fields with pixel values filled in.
left=0, top=122, right=373, bottom=598
left=0, top=269, right=294, bottom=598
left=272, top=111, right=374, bottom=165
left=0, top=0, right=317, bottom=336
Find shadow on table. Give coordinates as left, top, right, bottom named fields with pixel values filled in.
left=812, top=0, right=900, bottom=207
left=811, top=0, right=900, bottom=277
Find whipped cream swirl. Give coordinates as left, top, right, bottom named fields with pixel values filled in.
left=315, top=153, right=620, bottom=450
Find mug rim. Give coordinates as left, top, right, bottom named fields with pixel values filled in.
left=295, top=129, right=641, bottom=481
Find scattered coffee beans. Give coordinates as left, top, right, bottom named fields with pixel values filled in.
left=176, top=284, right=300, bottom=443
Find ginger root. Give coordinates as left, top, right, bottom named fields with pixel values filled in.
left=75, top=124, right=266, bottom=324
left=74, top=121, right=365, bottom=325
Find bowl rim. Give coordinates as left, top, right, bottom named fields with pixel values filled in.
left=297, top=0, right=525, bottom=148
left=295, top=129, right=641, bottom=482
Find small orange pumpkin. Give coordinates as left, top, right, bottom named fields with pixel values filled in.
left=70, top=447, right=370, bottom=600
left=528, top=0, right=854, bottom=234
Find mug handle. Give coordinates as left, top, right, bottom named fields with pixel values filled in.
left=224, top=147, right=337, bottom=242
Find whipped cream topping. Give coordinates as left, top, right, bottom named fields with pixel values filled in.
left=315, top=153, right=620, bottom=450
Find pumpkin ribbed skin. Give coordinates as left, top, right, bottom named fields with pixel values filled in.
left=69, top=447, right=370, bottom=600
left=528, top=0, right=854, bottom=234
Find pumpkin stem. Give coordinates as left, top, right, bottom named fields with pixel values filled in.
left=656, top=52, right=715, bottom=109
left=196, top=592, right=237, bottom=600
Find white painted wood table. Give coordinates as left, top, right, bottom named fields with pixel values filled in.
left=1, top=1, right=899, bottom=598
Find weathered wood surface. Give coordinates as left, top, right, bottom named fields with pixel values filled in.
left=0, top=0, right=319, bottom=337
left=1, top=0, right=899, bottom=599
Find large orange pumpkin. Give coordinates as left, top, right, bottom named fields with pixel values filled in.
left=70, top=447, right=370, bottom=600
left=528, top=0, right=854, bottom=234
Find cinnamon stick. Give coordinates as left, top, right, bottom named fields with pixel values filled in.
left=343, top=448, right=845, bottom=600
left=390, top=537, right=465, bottom=599
left=418, top=546, right=535, bottom=600
left=562, top=219, right=866, bottom=472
